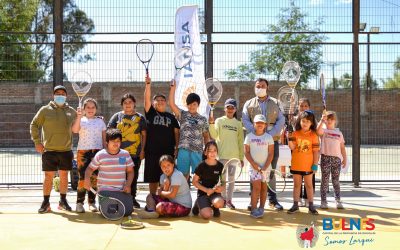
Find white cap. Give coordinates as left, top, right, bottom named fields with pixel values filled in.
left=254, top=114, right=267, bottom=123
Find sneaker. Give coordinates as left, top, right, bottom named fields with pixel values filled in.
left=287, top=205, right=299, bottom=214
left=212, top=207, right=221, bottom=218
left=38, top=201, right=51, bottom=214
left=308, top=206, right=319, bottom=215
left=320, top=201, right=328, bottom=209
left=58, top=200, right=72, bottom=211
left=88, top=203, right=98, bottom=212
left=250, top=209, right=262, bottom=218
left=76, top=203, right=85, bottom=213
left=137, top=210, right=159, bottom=219
left=269, top=201, right=284, bottom=211
left=226, top=200, right=236, bottom=210
left=132, top=199, right=141, bottom=209
left=257, top=207, right=265, bottom=217
left=192, top=204, right=199, bottom=216
left=336, top=200, right=344, bottom=209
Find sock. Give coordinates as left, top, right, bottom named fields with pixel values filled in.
left=60, top=193, right=67, bottom=202
left=293, top=201, right=299, bottom=207
left=308, top=202, right=314, bottom=208
left=44, top=195, right=50, bottom=203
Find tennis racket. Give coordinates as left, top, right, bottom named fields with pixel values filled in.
left=204, top=78, right=223, bottom=118
left=90, top=188, right=125, bottom=221
left=136, top=39, right=154, bottom=77
left=71, top=71, right=93, bottom=108
left=120, top=215, right=145, bottom=230
left=282, top=61, right=301, bottom=93
left=212, top=158, right=243, bottom=192
left=320, top=73, right=326, bottom=114
left=262, top=168, right=286, bottom=194
left=277, top=85, right=299, bottom=116
left=173, top=46, right=193, bottom=81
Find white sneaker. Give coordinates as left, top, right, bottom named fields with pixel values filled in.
left=305, top=200, right=309, bottom=208
left=320, top=201, right=328, bottom=209
left=137, top=210, right=159, bottom=219
left=88, top=203, right=98, bottom=212
left=336, top=200, right=344, bottom=209
left=76, top=203, right=85, bottom=213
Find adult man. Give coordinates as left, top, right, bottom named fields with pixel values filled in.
left=30, top=85, right=77, bottom=213
left=242, top=78, right=285, bottom=210
left=144, top=76, right=180, bottom=194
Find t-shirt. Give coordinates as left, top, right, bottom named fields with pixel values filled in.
left=77, top=116, right=106, bottom=150
left=291, top=130, right=320, bottom=172
left=160, top=169, right=192, bottom=208
left=320, top=128, right=345, bottom=161
left=89, top=149, right=134, bottom=192
left=209, top=116, right=244, bottom=160
left=145, top=106, right=180, bottom=155
left=194, top=161, right=224, bottom=197
left=244, top=132, right=274, bottom=172
left=108, top=112, right=147, bottom=157
left=178, top=109, right=209, bottom=153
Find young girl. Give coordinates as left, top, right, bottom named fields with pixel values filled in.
left=71, top=98, right=106, bottom=213
left=317, top=111, right=347, bottom=209
left=192, top=141, right=225, bottom=219
left=139, top=155, right=192, bottom=218
left=209, top=98, right=244, bottom=209
left=244, top=114, right=274, bottom=218
left=287, top=110, right=320, bottom=215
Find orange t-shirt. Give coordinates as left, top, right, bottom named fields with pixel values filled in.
left=291, top=130, right=320, bottom=172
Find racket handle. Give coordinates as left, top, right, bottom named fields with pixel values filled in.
left=146, top=69, right=149, bottom=78
left=90, top=187, right=97, bottom=194
left=209, top=109, right=214, bottom=119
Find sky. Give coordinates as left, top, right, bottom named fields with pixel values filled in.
left=62, top=0, right=400, bottom=88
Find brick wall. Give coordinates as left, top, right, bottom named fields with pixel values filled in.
left=0, top=82, right=399, bottom=147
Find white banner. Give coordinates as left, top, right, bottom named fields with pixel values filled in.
left=174, top=5, right=207, bottom=117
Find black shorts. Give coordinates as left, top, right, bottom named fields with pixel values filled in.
left=42, top=151, right=74, bottom=171
left=144, top=154, right=164, bottom=183
left=290, top=170, right=314, bottom=176
left=197, top=193, right=223, bottom=210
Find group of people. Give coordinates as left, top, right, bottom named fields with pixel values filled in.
left=30, top=77, right=346, bottom=220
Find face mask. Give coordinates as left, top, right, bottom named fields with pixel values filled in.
left=255, top=88, right=267, bottom=98
left=54, top=95, right=66, bottom=106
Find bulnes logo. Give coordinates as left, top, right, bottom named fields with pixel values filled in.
left=323, top=218, right=375, bottom=231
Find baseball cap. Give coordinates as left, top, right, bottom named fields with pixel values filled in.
left=254, top=114, right=267, bottom=123
left=224, top=98, right=237, bottom=108
left=53, top=85, right=67, bottom=94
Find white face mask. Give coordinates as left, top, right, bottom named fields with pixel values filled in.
left=255, top=88, right=267, bottom=98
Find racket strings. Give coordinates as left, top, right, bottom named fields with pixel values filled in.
left=136, top=43, right=154, bottom=62
left=205, top=78, right=223, bottom=103
left=99, top=198, right=125, bottom=220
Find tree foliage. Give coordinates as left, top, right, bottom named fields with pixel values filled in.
left=0, top=0, right=94, bottom=82
left=225, top=1, right=326, bottom=88
left=384, top=57, right=400, bottom=89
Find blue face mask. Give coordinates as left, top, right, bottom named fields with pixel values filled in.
left=54, top=95, right=66, bottom=106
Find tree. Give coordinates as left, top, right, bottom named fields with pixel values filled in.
left=0, top=0, right=45, bottom=81
left=327, top=73, right=352, bottom=89
left=30, top=0, right=95, bottom=80
left=225, top=1, right=326, bottom=88
left=383, top=57, right=400, bottom=89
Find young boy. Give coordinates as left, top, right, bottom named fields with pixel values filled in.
left=244, top=114, right=274, bottom=218
left=84, top=128, right=135, bottom=217
left=169, top=80, right=210, bottom=180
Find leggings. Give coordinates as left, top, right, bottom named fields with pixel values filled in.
left=220, top=159, right=236, bottom=201
left=77, top=149, right=99, bottom=204
left=320, top=154, right=342, bottom=202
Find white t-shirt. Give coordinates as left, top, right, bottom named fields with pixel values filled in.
left=160, top=169, right=192, bottom=208
left=244, top=132, right=274, bottom=171
left=77, top=117, right=106, bottom=150
left=320, top=128, right=345, bottom=161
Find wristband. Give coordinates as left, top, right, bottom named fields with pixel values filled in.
left=311, top=164, right=318, bottom=171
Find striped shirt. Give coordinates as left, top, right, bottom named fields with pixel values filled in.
left=89, top=149, right=134, bottom=192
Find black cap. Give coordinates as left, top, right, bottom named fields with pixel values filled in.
left=53, top=85, right=67, bottom=94
left=224, top=98, right=237, bottom=108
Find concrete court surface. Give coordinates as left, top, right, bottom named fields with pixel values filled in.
left=0, top=183, right=399, bottom=250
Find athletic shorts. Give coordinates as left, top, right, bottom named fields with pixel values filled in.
left=42, top=150, right=74, bottom=171
left=197, top=193, right=223, bottom=210
left=144, top=153, right=164, bottom=183
left=249, top=170, right=267, bottom=182
left=290, top=170, right=314, bottom=176
left=151, top=194, right=191, bottom=217
left=176, top=148, right=202, bottom=175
